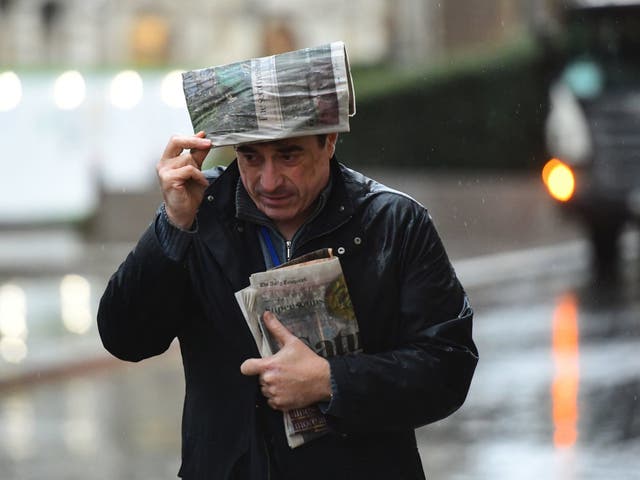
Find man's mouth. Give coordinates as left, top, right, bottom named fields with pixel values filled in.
left=259, top=194, right=292, bottom=207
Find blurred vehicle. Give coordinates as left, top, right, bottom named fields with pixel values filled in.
left=542, top=0, right=640, bottom=272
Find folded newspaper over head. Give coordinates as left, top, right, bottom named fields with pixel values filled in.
left=182, top=41, right=356, bottom=147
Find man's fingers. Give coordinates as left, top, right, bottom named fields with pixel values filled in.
left=162, top=132, right=212, bottom=162
left=267, top=398, right=283, bottom=411
left=189, top=132, right=212, bottom=168
left=240, top=358, right=265, bottom=376
left=260, top=383, right=275, bottom=399
left=163, top=132, right=211, bottom=158
left=159, top=165, right=209, bottom=189
left=262, top=311, right=296, bottom=348
left=158, top=153, right=197, bottom=172
left=189, top=147, right=210, bottom=168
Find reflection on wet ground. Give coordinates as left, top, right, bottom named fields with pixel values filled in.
left=0, top=274, right=106, bottom=383
left=418, top=258, right=640, bottom=479
left=1, top=239, right=639, bottom=478
left=1, top=355, right=184, bottom=479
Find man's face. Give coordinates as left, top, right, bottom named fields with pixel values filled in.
left=236, top=134, right=337, bottom=237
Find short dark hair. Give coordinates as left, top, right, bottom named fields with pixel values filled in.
left=317, top=134, right=327, bottom=147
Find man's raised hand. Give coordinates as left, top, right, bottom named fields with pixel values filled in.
left=240, top=311, right=332, bottom=411
left=156, top=131, right=212, bottom=229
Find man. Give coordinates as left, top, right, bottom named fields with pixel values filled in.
left=98, top=130, right=478, bottom=479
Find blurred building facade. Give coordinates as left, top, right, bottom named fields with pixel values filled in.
left=0, top=0, right=543, bottom=68
left=0, top=0, right=554, bottom=223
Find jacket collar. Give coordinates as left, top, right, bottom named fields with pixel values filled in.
left=196, top=162, right=263, bottom=291
left=296, top=157, right=355, bottom=247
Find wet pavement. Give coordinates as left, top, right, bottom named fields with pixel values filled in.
left=1, top=170, right=639, bottom=479
left=419, top=247, right=640, bottom=479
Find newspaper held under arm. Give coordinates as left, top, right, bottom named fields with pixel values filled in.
left=182, top=41, right=355, bottom=147
left=235, top=249, right=361, bottom=448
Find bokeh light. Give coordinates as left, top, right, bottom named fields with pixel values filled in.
left=0, top=284, right=27, bottom=339
left=0, top=71, right=23, bottom=112
left=0, top=284, right=28, bottom=365
left=542, top=158, right=576, bottom=202
left=0, top=337, right=28, bottom=364
left=1, top=395, right=35, bottom=460
left=60, top=274, right=92, bottom=335
left=53, top=70, right=87, bottom=110
left=161, top=70, right=186, bottom=108
left=551, top=294, right=580, bottom=449
left=109, top=70, right=143, bottom=109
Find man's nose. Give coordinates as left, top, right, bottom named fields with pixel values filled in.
left=259, top=159, right=282, bottom=192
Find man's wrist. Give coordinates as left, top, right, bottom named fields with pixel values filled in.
left=318, top=357, right=333, bottom=402
left=318, top=357, right=341, bottom=416
left=156, top=204, right=197, bottom=261
left=163, top=205, right=197, bottom=232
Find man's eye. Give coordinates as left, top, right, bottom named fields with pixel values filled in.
left=279, top=153, right=299, bottom=164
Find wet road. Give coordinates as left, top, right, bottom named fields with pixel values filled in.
left=1, top=171, right=639, bottom=479
left=421, top=245, right=640, bottom=479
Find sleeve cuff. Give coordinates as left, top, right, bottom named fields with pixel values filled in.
left=155, top=204, right=197, bottom=262
left=318, top=361, right=341, bottom=416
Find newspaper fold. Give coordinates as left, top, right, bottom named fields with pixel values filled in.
left=235, top=249, right=361, bottom=448
left=182, top=41, right=355, bottom=147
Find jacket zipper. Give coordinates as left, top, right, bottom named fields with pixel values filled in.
left=280, top=211, right=350, bottom=264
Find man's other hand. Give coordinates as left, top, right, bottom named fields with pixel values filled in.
left=156, top=131, right=212, bottom=229
left=240, top=311, right=332, bottom=411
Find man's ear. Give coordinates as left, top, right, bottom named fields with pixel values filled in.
left=327, top=133, right=338, bottom=157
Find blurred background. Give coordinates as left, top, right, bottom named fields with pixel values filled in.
left=1, top=0, right=639, bottom=478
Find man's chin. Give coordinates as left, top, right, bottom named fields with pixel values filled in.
left=261, top=209, right=293, bottom=223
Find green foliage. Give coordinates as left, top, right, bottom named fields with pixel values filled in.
left=339, top=40, right=553, bottom=170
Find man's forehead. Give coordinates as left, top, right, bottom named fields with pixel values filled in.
left=235, top=137, right=310, bottom=151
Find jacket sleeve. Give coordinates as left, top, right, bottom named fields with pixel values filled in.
left=323, top=206, right=478, bottom=433
left=97, top=214, right=192, bottom=362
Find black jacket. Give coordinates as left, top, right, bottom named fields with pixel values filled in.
left=98, top=158, right=478, bottom=479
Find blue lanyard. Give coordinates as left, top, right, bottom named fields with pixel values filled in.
left=260, top=226, right=282, bottom=267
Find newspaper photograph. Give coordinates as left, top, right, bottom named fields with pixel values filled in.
left=182, top=41, right=355, bottom=147
left=235, top=251, right=361, bottom=448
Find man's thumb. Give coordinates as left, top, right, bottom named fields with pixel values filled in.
left=240, top=358, right=263, bottom=376
left=263, top=311, right=295, bottom=347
